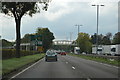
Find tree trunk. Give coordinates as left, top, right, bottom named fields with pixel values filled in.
left=15, top=18, right=21, bottom=58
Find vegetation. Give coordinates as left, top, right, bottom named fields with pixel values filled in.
left=2, top=49, right=40, bottom=59
left=0, top=39, right=13, bottom=47
left=1, top=2, right=49, bottom=58
left=36, top=28, right=55, bottom=52
left=76, top=33, right=92, bottom=53
left=90, top=32, right=112, bottom=45
left=69, top=53, right=120, bottom=66
left=2, top=53, right=45, bottom=75
left=113, top=32, right=120, bottom=44
left=76, top=32, right=120, bottom=53
left=21, top=34, right=31, bottom=43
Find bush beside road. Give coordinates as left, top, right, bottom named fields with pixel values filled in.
left=2, top=53, right=45, bottom=76
left=68, top=53, right=120, bottom=67
left=2, top=49, right=40, bottom=59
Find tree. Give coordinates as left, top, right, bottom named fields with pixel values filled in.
left=1, top=2, right=49, bottom=58
left=21, top=34, right=31, bottom=43
left=91, top=33, right=97, bottom=44
left=91, top=33, right=103, bottom=45
left=36, top=28, right=55, bottom=52
left=106, top=32, right=112, bottom=39
left=113, top=32, right=120, bottom=44
left=1, top=39, right=13, bottom=47
left=101, top=36, right=111, bottom=45
left=76, top=33, right=92, bottom=53
left=100, top=32, right=112, bottom=45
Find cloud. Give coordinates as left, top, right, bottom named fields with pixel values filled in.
left=35, top=1, right=76, bottom=21
left=0, top=1, right=118, bottom=40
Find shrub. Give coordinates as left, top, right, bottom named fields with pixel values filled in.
left=1, top=49, right=40, bottom=59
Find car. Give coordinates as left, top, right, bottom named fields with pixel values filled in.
left=45, top=50, right=57, bottom=61
left=60, top=51, right=67, bottom=55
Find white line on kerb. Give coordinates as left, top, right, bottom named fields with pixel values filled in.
left=72, top=66, right=75, bottom=70
left=11, top=58, right=43, bottom=79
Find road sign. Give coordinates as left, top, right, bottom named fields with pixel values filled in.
left=30, top=35, right=42, bottom=46
left=37, top=46, right=44, bottom=52
left=30, top=35, right=42, bottom=41
left=30, top=35, right=36, bottom=41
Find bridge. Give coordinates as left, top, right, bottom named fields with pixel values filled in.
left=52, top=40, right=77, bottom=52
left=53, top=40, right=77, bottom=46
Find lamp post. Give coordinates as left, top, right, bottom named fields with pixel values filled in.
left=92, top=4, right=104, bottom=54
left=75, top=24, right=83, bottom=35
left=75, top=24, right=82, bottom=47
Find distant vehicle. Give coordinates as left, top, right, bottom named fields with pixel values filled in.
left=55, top=50, right=61, bottom=54
left=102, top=45, right=111, bottom=55
left=82, top=52, right=86, bottom=54
left=74, top=47, right=80, bottom=54
left=92, top=46, right=102, bottom=55
left=60, top=51, right=67, bottom=55
left=92, top=45, right=120, bottom=56
left=45, top=50, right=57, bottom=61
left=111, top=45, right=120, bottom=56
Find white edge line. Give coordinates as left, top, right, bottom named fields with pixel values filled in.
left=11, top=58, right=44, bottom=79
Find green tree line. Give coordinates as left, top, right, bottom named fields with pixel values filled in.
left=76, top=32, right=120, bottom=53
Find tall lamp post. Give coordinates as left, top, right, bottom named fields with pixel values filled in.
left=75, top=24, right=83, bottom=35
left=75, top=24, right=82, bottom=47
left=92, top=4, right=104, bottom=54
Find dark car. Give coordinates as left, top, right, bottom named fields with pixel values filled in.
left=45, top=50, right=57, bottom=61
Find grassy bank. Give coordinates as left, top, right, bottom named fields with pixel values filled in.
left=68, top=53, right=120, bottom=67
left=2, top=53, right=45, bottom=75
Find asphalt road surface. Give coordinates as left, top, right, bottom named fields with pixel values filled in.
left=13, top=55, right=119, bottom=78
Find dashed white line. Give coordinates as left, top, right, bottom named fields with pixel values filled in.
left=66, top=62, right=68, bottom=64
left=72, top=66, right=75, bottom=70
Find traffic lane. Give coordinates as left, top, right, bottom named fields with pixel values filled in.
left=61, top=55, right=118, bottom=78
left=15, top=55, right=84, bottom=78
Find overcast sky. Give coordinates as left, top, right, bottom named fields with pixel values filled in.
left=0, top=0, right=119, bottom=41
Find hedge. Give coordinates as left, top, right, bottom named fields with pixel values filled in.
left=1, top=49, right=40, bottom=59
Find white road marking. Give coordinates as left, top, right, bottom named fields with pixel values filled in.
left=10, top=58, right=44, bottom=79
left=87, top=78, right=91, bottom=80
left=66, top=62, right=68, bottom=64
left=72, top=66, right=75, bottom=70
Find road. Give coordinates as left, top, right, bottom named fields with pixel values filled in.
left=12, top=55, right=119, bottom=78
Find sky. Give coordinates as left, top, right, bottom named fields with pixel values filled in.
left=0, top=0, right=119, bottom=41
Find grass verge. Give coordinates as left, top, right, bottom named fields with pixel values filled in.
left=2, top=53, right=45, bottom=75
left=68, top=53, right=120, bottom=67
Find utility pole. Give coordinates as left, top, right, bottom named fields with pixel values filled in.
left=70, top=32, right=73, bottom=41
left=92, top=4, right=104, bottom=54
left=75, top=24, right=83, bottom=35
left=75, top=24, right=82, bottom=47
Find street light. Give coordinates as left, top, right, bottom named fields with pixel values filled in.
left=75, top=24, right=82, bottom=47
left=92, top=4, right=104, bottom=54
left=75, top=24, right=83, bottom=35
